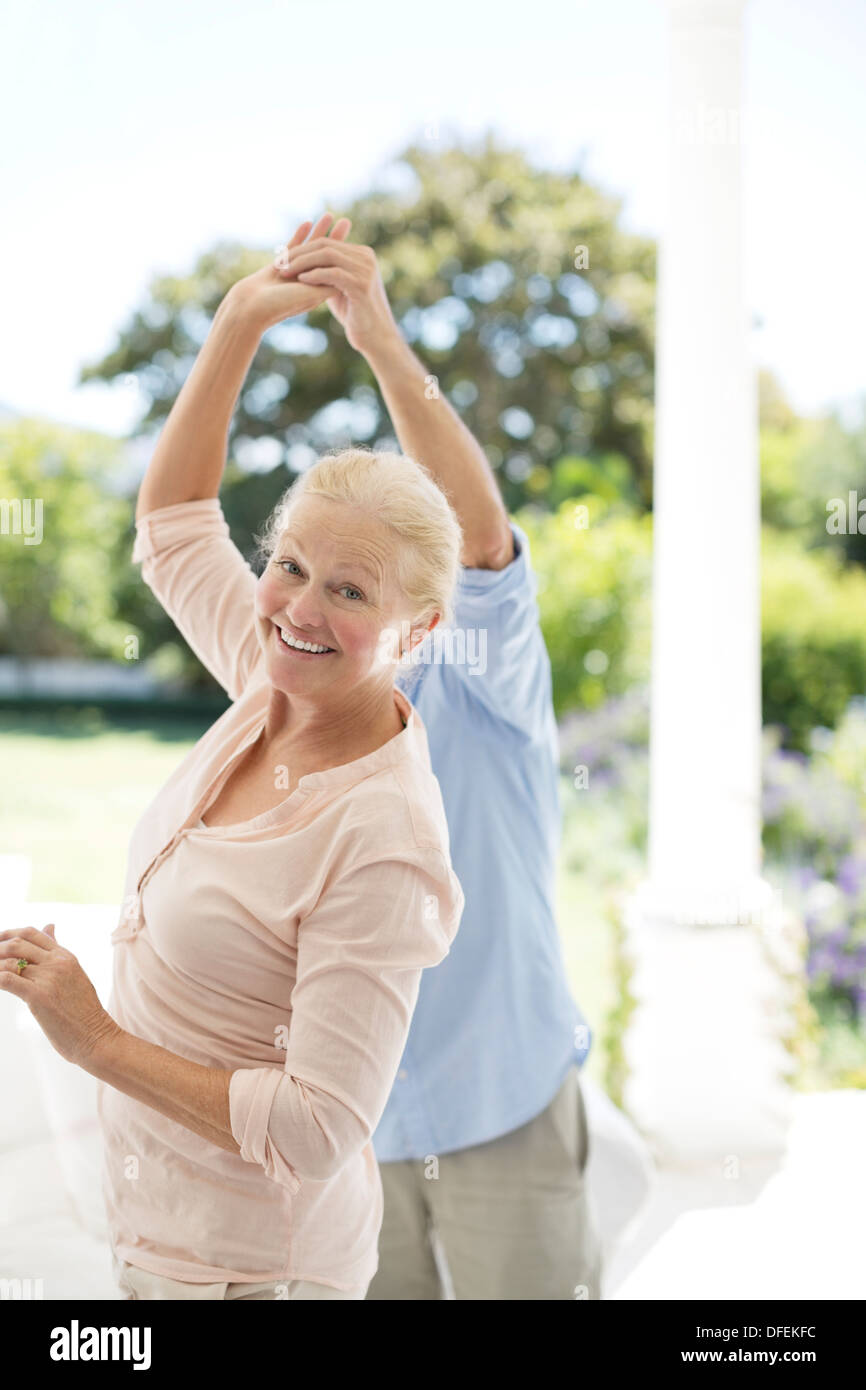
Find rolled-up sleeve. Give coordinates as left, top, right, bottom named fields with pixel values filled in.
left=132, top=498, right=263, bottom=700
left=450, top=522, right=553, bottom=737
left=228, top=849, right=463, bottom=1189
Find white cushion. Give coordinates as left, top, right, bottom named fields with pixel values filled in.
left=0, top=1138, right=120, bottom=1300
left=11, top=904, right=118, bottom=1242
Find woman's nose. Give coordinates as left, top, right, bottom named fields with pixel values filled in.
left=283, top=585, right=325, bottom=629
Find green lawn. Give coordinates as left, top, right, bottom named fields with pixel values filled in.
left=0, top=707, right=210, bottom=904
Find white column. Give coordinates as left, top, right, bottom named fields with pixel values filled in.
left=650, top=0, right=760, bottom=917
left=624, top=0, right=794, bottom=1159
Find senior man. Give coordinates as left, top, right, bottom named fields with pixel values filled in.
left=281, top=215, right=602, bottom=1301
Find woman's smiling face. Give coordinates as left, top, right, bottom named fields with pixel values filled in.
left=255, top=493, right=415, bottom=697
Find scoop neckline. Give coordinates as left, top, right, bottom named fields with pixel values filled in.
left=193, top=692, right=412, bottom=833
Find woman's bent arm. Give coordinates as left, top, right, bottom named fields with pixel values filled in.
left=86, top=1024, right=240, bottom=1155
left=135, top=291, right=263, bottom=521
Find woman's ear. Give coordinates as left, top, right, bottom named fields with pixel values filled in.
left=402, top=613, right=440, bottom=658
left=415, top=612, right=441, bottom=646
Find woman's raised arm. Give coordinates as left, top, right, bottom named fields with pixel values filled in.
left=135, top=213, right=350, bottom=521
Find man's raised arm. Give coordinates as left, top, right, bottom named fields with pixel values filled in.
left=363, top=333, right=515, bottom=571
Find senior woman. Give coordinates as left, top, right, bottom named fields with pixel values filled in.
left=0, top=213, right=465, bottom=1300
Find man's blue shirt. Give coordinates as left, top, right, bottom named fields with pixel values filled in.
left=372, top=521, right=592, bottom=1162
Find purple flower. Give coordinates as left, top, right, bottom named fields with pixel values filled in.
left=837, top=855, right=866, bottom=897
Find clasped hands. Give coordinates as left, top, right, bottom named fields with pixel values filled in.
left=229, top=210, right=397, bottom=354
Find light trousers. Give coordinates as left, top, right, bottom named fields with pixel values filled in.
left=366, top=1063, right=603, bottom=1300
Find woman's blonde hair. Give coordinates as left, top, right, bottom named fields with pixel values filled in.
left=256, top=446, right=464, bottom=629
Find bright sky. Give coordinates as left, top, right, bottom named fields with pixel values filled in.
left=1, top=0, right=864, bottom=437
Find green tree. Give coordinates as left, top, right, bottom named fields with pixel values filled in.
left=80, top=132, right=657, bottom=563
left=761, top=400, right=866, bottom=565
left=0, top=419, right=134, bottom=659
left=758, top=367, right=799, bottom=432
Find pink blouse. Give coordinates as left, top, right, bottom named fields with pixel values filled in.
left=96, top=498, right=464, bottom=1289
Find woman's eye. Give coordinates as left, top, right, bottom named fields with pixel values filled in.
left=275, top=562, right=361, bottom=601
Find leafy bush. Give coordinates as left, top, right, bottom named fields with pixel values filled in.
left=761, top=405, right=866, bottom=567
left=762, top=527, right=866, bottom=749
left=520, top=497, right=866, bottom=746
left=545, top=451, right=645, bottom=512
left=516, top=496, right=652, bottom=717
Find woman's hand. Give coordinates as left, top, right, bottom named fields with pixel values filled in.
left=227, top=212, right=353, bottom=331
left=0, top=924, right=119, bottom=1068
left=275, top=227, right=400, bottom=356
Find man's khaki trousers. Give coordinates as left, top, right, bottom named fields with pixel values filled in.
left=366, top=1063, right=602, bottom=1300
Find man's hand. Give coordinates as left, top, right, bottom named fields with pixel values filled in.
left=275, top=226, right=400, bottom=356
left=227, top=212, right=352, bottom=332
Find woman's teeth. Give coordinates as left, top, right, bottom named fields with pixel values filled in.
left=278, top=627, right=333, bottom=654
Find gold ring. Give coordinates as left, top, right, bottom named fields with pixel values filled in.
left=16, top=958, right=28, bottom=975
